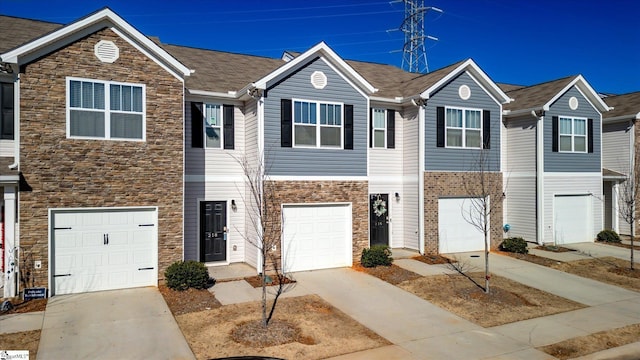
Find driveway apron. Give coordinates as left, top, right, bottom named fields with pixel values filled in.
left=37, top=287, right=195, bottom=360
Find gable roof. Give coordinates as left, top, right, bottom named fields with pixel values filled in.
left=603, top=92, right=640, bottom=121
left=0, top=8, right=190, bottom=78
left=503, top=75, right=610, bottom=114
left=0, top=15, right=62, bottom=53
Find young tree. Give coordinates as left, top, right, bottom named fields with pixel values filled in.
left=234, top=154, right=294, bottom=327
left=461, top=149, right=505, bottom=294
left=616, top=152, right=638, bottom=270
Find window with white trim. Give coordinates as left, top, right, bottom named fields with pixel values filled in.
left=293, top=100, right=342, bottom=148
left=67, top=78, right=145, bottom=140
left=372, top=108, right=386, bottom=148
left=559, top=116, right=587, bottom=152
left=204, top=104, right=223, bottom=148
left=446, top=107, right=481, bottom=148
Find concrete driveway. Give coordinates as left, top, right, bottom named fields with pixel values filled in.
left=37, top=287, right=195, bottom=360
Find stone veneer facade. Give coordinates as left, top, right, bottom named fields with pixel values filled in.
left=424, top=172, right=503, bottom=254
left=266, top=180, right=369, bottom=266
left=18, top=29, right=184, bottom=288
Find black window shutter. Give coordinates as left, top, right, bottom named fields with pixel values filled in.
left=552, top=116, right=559, bottom=152
left=587, top=118, right=594, bottom=153
left=344, top=105, right=354, bottom=150
left=281, top=99, right=292, bottom=147
left=369, top=108, right=373, bottom=148
left=0, top=83, right=14, bottom=140
left=223, top=105, right=234, bottom=150
left=387, top=109, right=395, bottom=149
left=191, top=102, right=204, bottom=148
left=436, top=106, right=445, bottom=147
left=482, top=110, right=490, bottom=149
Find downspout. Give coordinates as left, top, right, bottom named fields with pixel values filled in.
left=531, top=110, right=545, bottom=245
left=254, top=88, right=265, bottom=274
left=417, top=99, right=426, bottom=254
left=8, top=70, right=19, bottom=170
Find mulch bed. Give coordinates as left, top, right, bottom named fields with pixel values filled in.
left=353, top=263, right=422, bottom=285
left=497, top=251, right=562, bottom=267
left=535, top=245, right=576, bottom=252
left=411, top=254, right=456, bottom=265
left=0, top=298, right=47, bottom=315
left=158, top=284, right=222, bottom=316
left=597, top=240, right=640, bottom=250
left=244, top=275, right=296, bottom=288
left=230, top=319, right=315, bottom=347
left=538, top=323, right=640, bottom=360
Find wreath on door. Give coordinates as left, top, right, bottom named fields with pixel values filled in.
left=372, top=194, right=387, bottom=217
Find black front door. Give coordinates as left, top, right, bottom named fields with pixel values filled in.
left=200, top=201, right=226, bottom=262
left=370, top=194, right=389, bottom=246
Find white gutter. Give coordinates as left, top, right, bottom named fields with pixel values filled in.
left=188, top=89, right=238, bottom=99
left=531, top=110, right=545, bottom=245
left=503, top=105, right=549, bottom=118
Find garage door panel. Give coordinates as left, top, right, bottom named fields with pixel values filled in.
left=438, top=198, right=485, bottom=253
left=53, top=208, right=157, bottom=295
left=282, top=204, right=351, bottom=273
left=554, top=195, right=591, bottom=245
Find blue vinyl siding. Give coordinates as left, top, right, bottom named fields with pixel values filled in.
left=424, top=72, right=501, bottom=171
left=263, top=58, right=367, bottom=176
left=544, top=86, right=601, bottom=172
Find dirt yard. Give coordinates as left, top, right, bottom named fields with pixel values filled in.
left=550, top=257, right=640, bottom=291
left=538, top=323, right=640, bottom=359
left=173, top=294, right=389, bottom=360
left=0, top=330, right=41, bottom=358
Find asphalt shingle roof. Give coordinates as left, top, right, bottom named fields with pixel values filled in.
left=0, top=15, right=62, bottom=54
left=603, top=92, right=640, bottom=119
left=503, top=76, right=576, bottom=112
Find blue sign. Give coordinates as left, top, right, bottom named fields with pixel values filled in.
left=24, top=287, right=47, bottom=300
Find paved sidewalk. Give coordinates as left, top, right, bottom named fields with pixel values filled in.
left=0, top=310, right=44, bottom=334
left=295, top=268, right=551, bottom=360
left=565, top=242, right=640, bottom=263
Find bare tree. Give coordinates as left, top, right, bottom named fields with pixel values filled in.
left=234, top=153, right=294, bottom=327
left=616, top=152, right=638, bottom=270
left=461, top=149, right=505, bottom=294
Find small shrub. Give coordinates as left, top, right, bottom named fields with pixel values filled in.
left=597, top=229, right=621, bottom=243
left=165, top=260, right=212, bottom=291
left=361, top=245, right=393, bottom=268
left=500, top=237, right=529, bottom=254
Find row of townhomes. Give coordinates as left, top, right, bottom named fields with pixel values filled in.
left=0, top=8, right=637, bottom=298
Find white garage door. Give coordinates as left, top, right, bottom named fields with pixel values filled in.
left=554, top=195, right=591, bottom=245
left=282, top=204, right=352, bottom=272
left=438, top=198, right=485, bottom=253
left=52, top=208, right=157, bottom=295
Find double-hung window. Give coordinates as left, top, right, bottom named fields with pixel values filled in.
left=293, top=100, right=342, bottom=148
left=372, top=108, right=386, bottom=148
left=204, top=104, right=222, bottom=148
left=67, top=78, right=145, bottom=140
left=445, top=107, right=481, bottom=148
left=0, top=82, right=14, bottom=140
left=559, top=116, right=587, bottom=152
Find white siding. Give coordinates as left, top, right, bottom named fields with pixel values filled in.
left=602, top=121, right=632, bottom=174
left=0, top=140, right=14, bottom=157
left=544, top=173, right=602, bottom=243
left=505, top=116, right=537, bottom=174
left=504, top=176, right=537, bottom=242
left=184, top=181, right=246, bottom=264
left=402, top=105, right=420, bottom=250
left=369, top=108, right=404, bottom=248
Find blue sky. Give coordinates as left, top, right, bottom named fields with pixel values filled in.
left=1, top=0, right=638, bottom=94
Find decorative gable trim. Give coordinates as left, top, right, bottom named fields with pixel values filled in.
left=253, top=41, right=377, bottom=95
left=545, top=75, right=610, bottom=113
left=0, top=8, right=191, bottom=78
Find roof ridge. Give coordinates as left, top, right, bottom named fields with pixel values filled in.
left=506, top=74, right=577, bottom=93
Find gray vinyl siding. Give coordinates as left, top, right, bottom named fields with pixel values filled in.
left=263, top=58, right=367, bottom=176
left=544, top=87, right=601, bottom=172
left=424, top=72, right=501, bottom=171
left=602, top=121, right=632, bottom=175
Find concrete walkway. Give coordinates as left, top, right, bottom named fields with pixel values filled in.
left=295, top=268, right=551, bottom=360
left=565, top=242, right=640, bottom=263
left=37, top=287, right=195, bottom=360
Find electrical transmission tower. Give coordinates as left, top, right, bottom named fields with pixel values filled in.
left=398, top=0, right=441, bottom=73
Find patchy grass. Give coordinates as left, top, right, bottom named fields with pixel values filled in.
left=550, top=257, right=640, bottom=292
left=538, top=323, right=640, bottom=359
left=0, top=330, right=40, bottom=358
left=397, top=272, right=585, bottom=327
left=535, top=245, right=576, bottom=252
left=174, top=295, right=389, bottom=360
left=159, top=284, right=222, bottom=316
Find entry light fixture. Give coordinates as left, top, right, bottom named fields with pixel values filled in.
left=395, top=192, right=400, bottom=201
left=231, top=199, right=237, bottom=211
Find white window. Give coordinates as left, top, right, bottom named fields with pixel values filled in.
left=372, top=108, right=386, bottom=148
left=67, top=78, right=145, bottom=140
left=204, top=104, right=223, bottom=148
left=559, top=117, right=587, bottom=152
left=293, top=100, right=342, bottom=148
left=446, top=107, right=481, bottom=148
